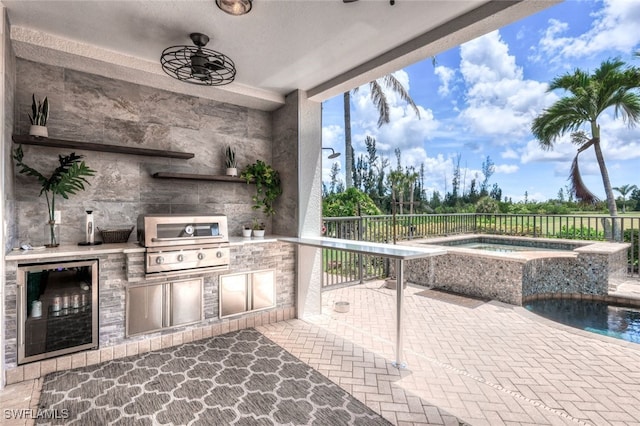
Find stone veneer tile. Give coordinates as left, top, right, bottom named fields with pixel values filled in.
left=220, top=322, right=230, bottom=335
left=172, top=333, right=183, bottom=346
left=254, top=315, right=263, bottom=327
left=126, top=342, right=139, bottom=357
left=86, top=350, right=101, bottom=366
left=71, top=353, right=87, bottom=369
left=161, top=335, right=172, bottom=349
left=182, top=330, right=193, bottom=343
left=56, top=356, right=71, bottom=372
left=246, top=316, right=255, bottom=329
left=100, top=347, right=114, bottom=363
left=229, top=319, right=238, bottom=332
left=6, top=366, right=23, bottom=384
left=113, top=344, right=126, bottom=360
left=150, top=337, right=162, bottom=351
left=138, top=339, right=151, bottom=354
left=192, top=328, right=203, bottom=342
left=40, top=359, right=57, bottom=376
left=23, top=363, right=40, bottom=381
left=237, top=317, right=247, bottom=330
left=202, top=325, right=213, bottom=339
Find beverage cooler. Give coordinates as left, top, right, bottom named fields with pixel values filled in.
left=17, top=259, right=98, bottom=364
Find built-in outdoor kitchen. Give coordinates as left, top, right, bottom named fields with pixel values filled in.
left=2, top=56, right=300, bottom=384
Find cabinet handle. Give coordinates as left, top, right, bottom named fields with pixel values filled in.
left=17, top=283, right=25, bottom=348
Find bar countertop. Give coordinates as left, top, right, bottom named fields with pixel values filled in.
left=278, top=236, right=447, bottom=259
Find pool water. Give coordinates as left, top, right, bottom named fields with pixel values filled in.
left=458, top=242, right=563, bottom=252
left=525, top=298, right=640, bottom=344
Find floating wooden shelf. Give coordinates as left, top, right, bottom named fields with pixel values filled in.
left=152, top=172, right=250, bottom=183
left=12, top=135, right=195, bottom=160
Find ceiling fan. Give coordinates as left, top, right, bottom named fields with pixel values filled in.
left=160, top=33, right=237, bottom=86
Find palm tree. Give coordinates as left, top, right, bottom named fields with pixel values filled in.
left=531, top=58, right=640, bottom=224
left=613, top=184, right=638, bottom=213
left=343, top=74, right=420, bottom=188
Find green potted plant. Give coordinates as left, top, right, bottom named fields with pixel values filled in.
left=28, top=94, right=49, bottom=138
left=240, top=159, right=282, bottom=216
left=224, top=146, right=238, bottom=177
left=13, top=145, right=96, bottom=247
left=252, top=218, right=265, bottom=237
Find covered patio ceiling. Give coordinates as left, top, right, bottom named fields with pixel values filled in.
left=2, top=0, right=559, bottom=110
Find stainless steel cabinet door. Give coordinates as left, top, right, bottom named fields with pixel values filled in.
left=220, top=274, right=248, bottom=317
left=170, top=279, right=203, bottom=326
left=251, top=270, right=275, bottom=311
left=127, top=284, right=163, bottom=336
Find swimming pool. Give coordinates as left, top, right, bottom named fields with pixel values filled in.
left=525, top=298, right=640, bottom=344
left=457, top=242, right=565, bottom=253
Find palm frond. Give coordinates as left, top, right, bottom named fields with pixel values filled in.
left=531, top=97, right=588, bottom=147
left=369, top=80, right=390, bottom=128
left=382, top=74, right=421, bottom=120
left=569, top=153, right=599, bottom=204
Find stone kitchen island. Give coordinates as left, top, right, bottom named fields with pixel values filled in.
left=3, top=237, right=295, bottom=385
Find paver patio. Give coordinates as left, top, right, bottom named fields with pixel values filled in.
left=3, top=279, right=640, bottom=425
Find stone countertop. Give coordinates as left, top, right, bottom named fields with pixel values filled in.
left=279, top=236, right=447, bottom=260
left=5, top=236, right=282, bottom=262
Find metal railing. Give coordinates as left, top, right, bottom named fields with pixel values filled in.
left=321, top=213, right=640, bottom=288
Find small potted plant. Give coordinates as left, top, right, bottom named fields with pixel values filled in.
left=240, top=159, right=282, bottom=215
left=28, top=94, right=49, bottom=138
left=224, top=146, right=238, bottom=177
left=242, top=224, right=252, bottom=238
left=252, top=218, right=265, bottom=237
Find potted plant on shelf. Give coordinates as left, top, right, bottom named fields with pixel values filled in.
left=242, top=224, right=252, bottom=238
left=13, top=145, right=96, bottom=247
left=28, top=94, right=49, bottom=138
left=240, top=159, right=282, bottom=216
left=252, top=218, right=265, bottom=237
left=224, top=146, right=238, bottom=177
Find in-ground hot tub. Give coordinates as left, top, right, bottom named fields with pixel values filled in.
left=398, top=234, right=630, bottom=305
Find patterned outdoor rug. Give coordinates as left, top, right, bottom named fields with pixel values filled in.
left=36, top=328, right=390, bottom=425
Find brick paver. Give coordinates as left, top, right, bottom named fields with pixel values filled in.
left=3, top=280, right=639, bottom=425
left=258, top=281, right=640, bottom=425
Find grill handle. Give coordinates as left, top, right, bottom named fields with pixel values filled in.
left=151, top=235, right=224, bottom=243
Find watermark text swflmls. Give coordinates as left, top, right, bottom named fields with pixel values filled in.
left=4, top=408, right=69, bottom=420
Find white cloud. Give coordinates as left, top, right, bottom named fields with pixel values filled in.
left=350, top=71, right=439, bottom=155
left=520, top=137, right=575, bottom=164
left=457, top=31, right=556, bottom=141
left=434, top=65, right=455, bottom=96
left=322, top=124, right=343, bottom=151
left=501, top=148, right=520, bottom=159
left=494, top=164, right=519, bottom=174
left=534, top=0, right=640, bottom=62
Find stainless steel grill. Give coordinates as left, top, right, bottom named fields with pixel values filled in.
left=137, top=214, right=230, bottom=275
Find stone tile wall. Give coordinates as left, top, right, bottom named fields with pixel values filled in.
left=11, top=59, right=277, bottom=245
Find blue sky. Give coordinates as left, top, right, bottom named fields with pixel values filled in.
left=321, top=0, right=640, bottom=203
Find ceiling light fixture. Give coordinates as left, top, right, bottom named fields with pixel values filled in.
left=160, top=33, right=236, bottom=86
left=323, top=147, right=341, bottom=159
left=216, top=0, right=252, bottom=16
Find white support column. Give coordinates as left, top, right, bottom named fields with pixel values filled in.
left=295, top=90, right=322, bottom=318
